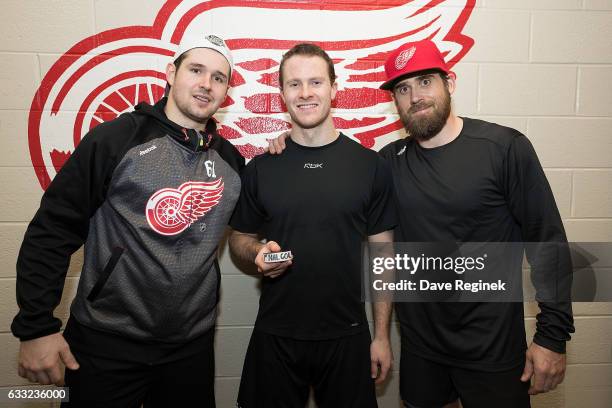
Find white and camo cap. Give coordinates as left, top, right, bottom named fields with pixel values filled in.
left=172, top=34, right=233, bottom=76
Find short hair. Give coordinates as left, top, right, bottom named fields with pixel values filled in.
left=173, top=51, right=189, bottom=70
left=440, top=72, right=450, bottom=87
left=164, top=51, right=190, bottom=96
left=279, top=43, right=336, bottom=89
left=173, top=49, right=231, bottom=80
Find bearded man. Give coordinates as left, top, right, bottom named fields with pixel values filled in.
left=378, top=40, right=574, bottom=408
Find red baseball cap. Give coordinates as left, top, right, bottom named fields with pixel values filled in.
left=379, top=40, right=452, bottom=90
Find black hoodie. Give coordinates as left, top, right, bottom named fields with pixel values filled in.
left=12, top=98, right=244, bottom=343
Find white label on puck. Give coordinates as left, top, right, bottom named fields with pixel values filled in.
left=264, top=251, right=293, bottom=263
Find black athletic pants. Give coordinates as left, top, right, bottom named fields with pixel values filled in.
left=237, top=329, right=378, bottom=408
left=400, top=347, right=530, bottom=408
left=61, top=321, right=215, bottom=408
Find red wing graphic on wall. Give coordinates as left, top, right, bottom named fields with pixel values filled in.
left=28, top=0, right=475, bottom=190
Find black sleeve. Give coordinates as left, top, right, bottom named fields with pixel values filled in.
left=229, top=158, right=266, bottom=233
left=11, top=116, right=135, bottom=341
left=367, top=156, right=398, bottom=235
left=504, top=133, right=575, bottom=353
left=214, top=135, right=245, bottom=174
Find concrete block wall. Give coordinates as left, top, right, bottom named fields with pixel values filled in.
left=0, top=1, right=610, bottom=407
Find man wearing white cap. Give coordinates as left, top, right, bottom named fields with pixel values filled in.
left=377, top=40, right=574, bottom=408
left=12, top=34, right=243, bottom=407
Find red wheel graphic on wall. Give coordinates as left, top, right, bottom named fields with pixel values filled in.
left=73, top=71, right=166, bottom=148
left=88, top=80, right=165, bottom=131
left=28, top=0, right=476, bottom=190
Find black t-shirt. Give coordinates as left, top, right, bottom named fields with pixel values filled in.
left=379, top=117, right=574, bottom=371
left=231, top=133, right=397, bottom=340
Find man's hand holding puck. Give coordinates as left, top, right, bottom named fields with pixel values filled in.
left=255, top=241, right=293, bottom=278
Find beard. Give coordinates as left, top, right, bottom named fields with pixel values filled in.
left=399, top=88, right=452, bottom=142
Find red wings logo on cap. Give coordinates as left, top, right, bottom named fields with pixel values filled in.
left=28, top=0, right=475, bottom=190
left=395, top=47, right=416, bottom=70
left=146, top=178, right=224, bottom=236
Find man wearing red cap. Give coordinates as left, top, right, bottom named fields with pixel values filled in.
left=378, top=40, right=574, bottom=408
left=12, top=34, right=242, bottom=407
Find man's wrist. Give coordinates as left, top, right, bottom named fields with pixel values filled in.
left=533, top=333, right=566, bottom=354
left=251, top=242, right=265, bottom=263
left=373, top=332, right=390, bottom=343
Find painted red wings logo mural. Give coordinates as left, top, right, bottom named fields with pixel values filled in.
left=146, top=178, right=224, bottom=235
left=28, top=0, right=475, bottom=190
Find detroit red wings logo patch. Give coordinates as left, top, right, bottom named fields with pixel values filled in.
left=395, top=46, right=417, bottom=70
left=28, top=0, right=475, bottom=190
left=146, top=179, right=224, bottom=236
